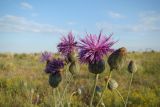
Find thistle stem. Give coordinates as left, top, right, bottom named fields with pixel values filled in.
left=57, top=88, right=63, bottom=107
left=115, top=89, right=125, bottom=105
left=125, top=73, right=134, bottom=107
left=90, top=74, right=99, bottom=107
left=96, top=71, right=112, bottom=107
left=57, top=64, right=72, bottom=107
left=57, top=76, right=72, bottom=107
left=53, top=89, right=57, bottom=107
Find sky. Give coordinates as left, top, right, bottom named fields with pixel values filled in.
left=0, top=0, right=160, bottom=53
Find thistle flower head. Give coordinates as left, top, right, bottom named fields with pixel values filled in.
left=41, top=51, right=52, bottom=62
left=79, top=31, right=115, bottom=63
left=45, top=58, right=64, bottom=74
left=57, top=32, right=77, bottom=57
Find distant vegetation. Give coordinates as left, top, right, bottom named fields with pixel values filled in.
left=0, top=51, right=160, bottom=107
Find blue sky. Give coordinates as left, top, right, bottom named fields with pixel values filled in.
left=0, top=0, right=160, bottom=53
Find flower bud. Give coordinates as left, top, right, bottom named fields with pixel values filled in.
left=77, top=88, right=82, bottom=95
left=88, top=59, right=105, bottom=74
left=108, top=79, right=118, bottom=90
left=48, top=72, right=62, bottom=88
left=69, top=62, right=79, bottom=76
left=108, top=47, right=127, bottom=71
left=128, top=60, right=137, bottom=73
left=67, top=51, right=77, bottom=63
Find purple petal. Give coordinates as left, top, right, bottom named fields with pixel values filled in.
left=78, top=31, right=115, bottom=63
left=57, top=32, right=77, bottom=56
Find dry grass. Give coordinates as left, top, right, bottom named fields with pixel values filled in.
left=0, top=52, right=160, bottom=107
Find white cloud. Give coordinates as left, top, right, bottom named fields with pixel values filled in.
left=67, top=21, right=76, bottom=25
left=132, top=11, right=160, bottom=32
left=108, top=11, right=125, bottom=19
left=120, top=11, right=160, bottom=32
left=97, top=11, right=160, bottom=33
left=0, top=15, right=67, bottom=34
left=20, top=2, right=33, bottom=10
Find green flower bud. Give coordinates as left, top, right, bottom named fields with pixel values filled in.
left=128, top=60, right=137, bottom=73
left=49, top=72, right=62, bottom=88
left=88, top=59, right=105, bottom=74
left=67, top=51, right=77, bottom=63
left=108, top=47, right=127, bottom=71
left=108, top=79, right=118, bottom=90
left=69, top=62, right=79, bottom=76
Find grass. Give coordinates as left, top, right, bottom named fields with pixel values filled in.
left=0, top=51, right=160, bottom=107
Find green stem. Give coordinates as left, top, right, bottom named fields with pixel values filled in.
left=57, top=88, right=63, bottom=107
left=115, top=89, right=125, bottom=105
left=96, top=71, right=112, bottom=107
left=125, top=73, right=134, bottom=107
left=53, top=89, right=57, bottom=107
left=62, top=75, right=72, bottom=101
left=57, top=64, right=72, bottom=107
left=90, top=74, right=99, bottom=107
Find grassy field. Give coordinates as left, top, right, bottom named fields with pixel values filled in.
left=0, top=52, right=160, bottom=107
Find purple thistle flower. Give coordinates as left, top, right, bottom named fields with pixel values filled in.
left=57, top=32, right=77, bottom=57
left=79, top=31, right=115, bottom=63
left=45, top=58, right=64, bottom=74
left=41, top=51, right=52, bottom=62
